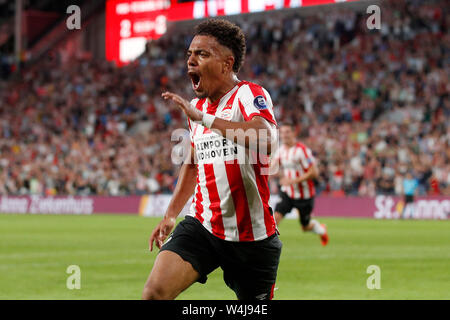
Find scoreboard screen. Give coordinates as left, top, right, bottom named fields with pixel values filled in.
left=106, top=0, right=361, bottom=66
left=106, top=0, right=169, bottom=66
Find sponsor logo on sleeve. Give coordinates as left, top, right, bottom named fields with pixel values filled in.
left=253, top=95, right=268, bottom=110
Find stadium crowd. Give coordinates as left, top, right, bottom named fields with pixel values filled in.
left=0, top=0, right=449, bottom=197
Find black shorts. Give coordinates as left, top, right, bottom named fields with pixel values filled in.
left=275, top=191, right=314, bottom=226
left=160, top=216, right=282, bottom=300
left=404, top=194, right=414, bottom=204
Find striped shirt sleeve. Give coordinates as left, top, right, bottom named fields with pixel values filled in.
left=299, top=146, right=316, bottom=170
left=237, top=83, right=277, bottom=126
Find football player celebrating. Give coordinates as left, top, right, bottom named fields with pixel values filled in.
left=272, top=122, right=328, bottom=246
left=142, top=19, right=282, bottom=300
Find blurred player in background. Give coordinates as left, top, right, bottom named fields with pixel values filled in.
left=401, top=171, right=419, bottom=219
left=272, top=122, right=329, bottom=246
left=142, top=19, right=282, bottom=300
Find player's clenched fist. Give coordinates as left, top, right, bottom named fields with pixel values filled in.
left=149, top=216, right=176, bottom=251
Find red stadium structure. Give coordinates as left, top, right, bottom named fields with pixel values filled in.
left=105, top=0, right=363, bottom=65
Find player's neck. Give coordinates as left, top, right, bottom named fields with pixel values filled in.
left=207, top=75, right=240, bottom=104
left=284, top=141, right=296, bottom=148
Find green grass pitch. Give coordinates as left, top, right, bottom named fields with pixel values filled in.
left=0, top=214, right=449, bottom=300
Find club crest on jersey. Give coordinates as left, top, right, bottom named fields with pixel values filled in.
left=253, top=95, right=268, bottom=110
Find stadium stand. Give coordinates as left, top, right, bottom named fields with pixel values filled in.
left=0, top=0, right=448, bottom=197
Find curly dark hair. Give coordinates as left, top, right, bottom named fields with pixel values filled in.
left=194, top=19, right=246, bottom=73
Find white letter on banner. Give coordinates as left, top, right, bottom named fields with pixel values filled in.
left=193, top=1, right=205, bottom=19
left=225, top=0, right=241, bottom=15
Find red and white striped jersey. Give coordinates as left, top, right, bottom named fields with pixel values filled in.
left=187, top=80, right=277, bottom=242
left=274, top=142, right=316, bottom=200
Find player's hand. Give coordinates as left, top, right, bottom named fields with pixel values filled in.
left=162, top=91, right=203, bottom=122
left=280, top=177, right=298, bottom=186
left=149, top=216, right=176, bottom=251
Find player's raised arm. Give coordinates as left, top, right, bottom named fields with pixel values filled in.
left=149, top=146, right=196, bottom=251
left=162, top=92, right=277, bottom=155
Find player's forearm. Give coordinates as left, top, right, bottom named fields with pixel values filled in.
left=209, top=117, right=276, bottom=155
left=165, top=163, right=197, bottom=219
left=295, top=166, right=318, bottom=183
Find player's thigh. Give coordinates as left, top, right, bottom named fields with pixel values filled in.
left=143, top=250, right=199, bottom=300
left=222, top=234, right=282, bottom=300
left=143, top=216, right=219, bottom=299
left=296, top=198, right=314, bottom=227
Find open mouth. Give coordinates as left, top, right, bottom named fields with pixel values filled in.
left=188, top=71, right=202, bottom=91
